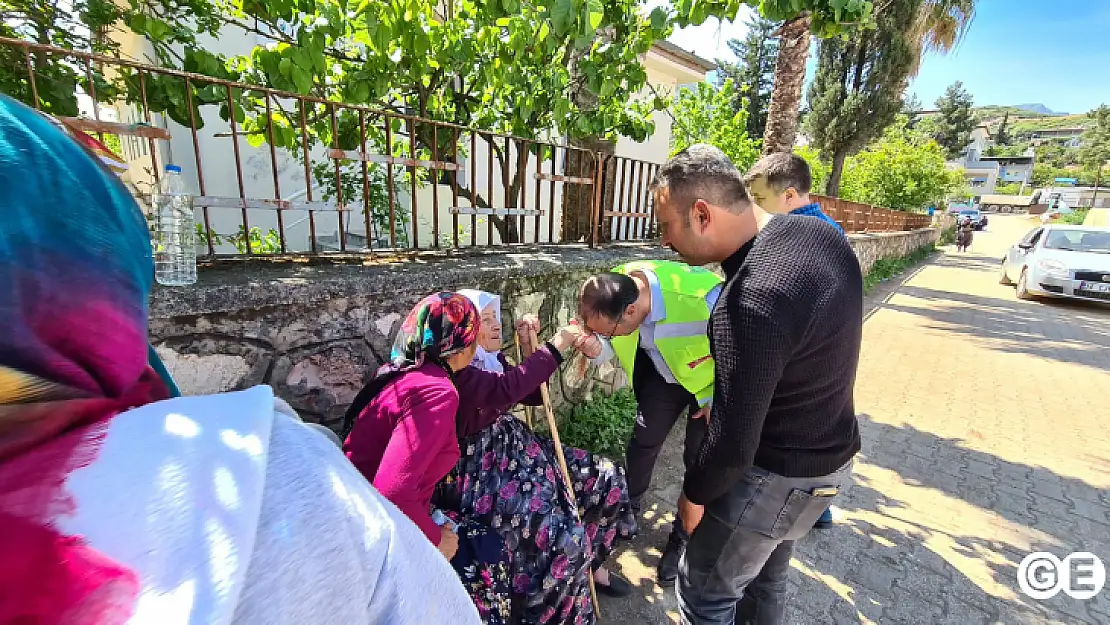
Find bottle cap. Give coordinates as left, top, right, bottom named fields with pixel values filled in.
left=164, top=164, right=182, bottom=173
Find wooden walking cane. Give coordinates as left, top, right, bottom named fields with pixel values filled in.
left=513, top=331, right=533, bottom=429
left=526, top=326, right=602, bottom=619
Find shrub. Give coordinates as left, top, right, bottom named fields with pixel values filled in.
left=552, top=388, right=638, bottom=460
left=864, top=243, right=935, bottom=293
left=1060, top=208, right=1090, bottom=225
left=938, top=224, right=957, bottom=246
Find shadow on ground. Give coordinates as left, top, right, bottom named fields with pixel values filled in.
left=602, top=414, right=1110, bottom=625
left=599, top=250, right=1110, bottom=625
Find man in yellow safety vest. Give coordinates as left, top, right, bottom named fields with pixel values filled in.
left=577, top=259, right=721, bottom=583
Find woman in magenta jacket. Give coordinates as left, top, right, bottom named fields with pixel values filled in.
left=343, top=292, right=512, bottom=623
left=434, top=290, right=638, bottom=625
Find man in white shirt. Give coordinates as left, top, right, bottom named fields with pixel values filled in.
left=578, top=260, right=722, bottom=582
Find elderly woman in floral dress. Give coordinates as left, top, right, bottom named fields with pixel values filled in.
left=433, top=290, right=638, bottom=625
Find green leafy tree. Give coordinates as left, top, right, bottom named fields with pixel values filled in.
left=995, top=111, right=1011, bottom=145
left=1078, top=104, right=1110, bottom=206
left=569, top=0, right=870, bottom=240
left=10, top=0, right=870, bottom=244
left=903, top=93, right=923, bottom=127
left=932, top=80, right=976, bottom=158
left=839, top=115, right=962, bottom=211
left=670, top=79, right=760, bottom=172
left=805, top=0, right=918, bottom=196
left=0, top=0, right=128, bottom=115
left=1034, top=139, right=1078, bottom=169
left=793, top=145, right=830, bottom=192
left=716, top=15, right=779, bottom=140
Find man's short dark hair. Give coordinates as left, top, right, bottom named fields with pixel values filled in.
left=579, top=272, right=638, bottom=322
left=649, top=143, right=751, bottom=215
left=744, top=152, right=812, bottom=195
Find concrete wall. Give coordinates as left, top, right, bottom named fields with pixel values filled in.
left=151, top=227, right=941, bottom=429
left=850, top=227, right=941, bottom=276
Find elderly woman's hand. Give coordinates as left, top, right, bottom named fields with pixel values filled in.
left=516, top=314, right=541, bottom=352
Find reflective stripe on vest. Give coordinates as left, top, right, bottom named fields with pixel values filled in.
left=609, top=261, right=720, bottom=403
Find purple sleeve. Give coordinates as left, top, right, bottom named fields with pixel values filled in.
left=455, top=346, right=561, bottom=435
left=371, top=380, right=458, bottom=545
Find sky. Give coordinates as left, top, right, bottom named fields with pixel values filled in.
left=651, top=0, right=1110, bottom=116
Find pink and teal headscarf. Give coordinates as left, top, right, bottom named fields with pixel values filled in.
left=0, top=96, right=172, bottom=622
left=341, top=292, right=479, bottom=439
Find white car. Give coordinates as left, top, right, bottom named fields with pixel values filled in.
left=1000, top=225, right=1110, bottom=303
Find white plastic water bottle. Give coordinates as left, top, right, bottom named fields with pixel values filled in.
left=153, top=164, right=197, bottom=286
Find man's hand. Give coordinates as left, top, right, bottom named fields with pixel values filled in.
left=678, top=493, right=705, bottom=536
left=691, top=404, right=711, bottom=423
left=437, top=523, right=459, bottom=561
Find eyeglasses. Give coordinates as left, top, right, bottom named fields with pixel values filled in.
left=577, top=311, right=623, bottom=340
left=602, top=313, right=622, bottom=340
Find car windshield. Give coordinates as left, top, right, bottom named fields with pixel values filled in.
left=959, top=211, right=979, bottom=217
left=1042, top=229, right=1110, bottom=253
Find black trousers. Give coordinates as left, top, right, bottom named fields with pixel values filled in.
left=626, top=345, right=707, bottom=536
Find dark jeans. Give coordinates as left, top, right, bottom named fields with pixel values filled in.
left=677, top=461, right=854, bottom=625
left=626, top=346, right=707, bottom=537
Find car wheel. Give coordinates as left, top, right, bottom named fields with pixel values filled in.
left=1016, top=268, right=1033, bottom=300
left=999, top=259, right=1013, bottom=285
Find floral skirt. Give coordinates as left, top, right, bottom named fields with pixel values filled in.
left=445, top=518, right=513, bottom=624
left=433, top=415, right=638, bottom=625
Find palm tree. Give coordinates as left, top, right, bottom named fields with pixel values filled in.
left=761, top=0, right=974, bottom=156
left=909, top=0, right=976, bottom=72
left=761, top=15, right=811, bottom=155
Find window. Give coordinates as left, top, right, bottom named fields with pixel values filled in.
left=1043, top=229, right=1110, bottom=253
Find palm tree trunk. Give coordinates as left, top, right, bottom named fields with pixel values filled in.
left=762, top=15, right=811, bottom=155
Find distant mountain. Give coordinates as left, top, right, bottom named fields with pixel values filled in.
left=1013, top=103, right=1068, bottom=116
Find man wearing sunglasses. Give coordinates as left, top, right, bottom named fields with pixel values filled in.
left=577, top=260, right=722, bottom=583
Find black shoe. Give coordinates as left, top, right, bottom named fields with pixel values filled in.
left=594, top=571, right=633, bottom=598
left=657, top=532, right=687, bottom=583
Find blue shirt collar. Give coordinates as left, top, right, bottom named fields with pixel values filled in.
left=790, top=202, right=825, bottom=217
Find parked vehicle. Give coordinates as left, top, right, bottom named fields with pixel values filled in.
left=1000, top=225, right=1110, bottom=303
left=958, top=208, right=988, bottom=231
left=979, top=193, right=1038, bottom=214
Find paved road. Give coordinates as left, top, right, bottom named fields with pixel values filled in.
left=602, top=214, right=1110, bottom=624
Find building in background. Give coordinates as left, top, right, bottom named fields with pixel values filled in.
left=948, top=125, right=1036, bottom=195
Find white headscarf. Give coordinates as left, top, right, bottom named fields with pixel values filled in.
left=458, top=289, right=504, bottom=373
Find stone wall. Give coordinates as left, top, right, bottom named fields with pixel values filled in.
left=849, top=227, right=941, bottom=276
left=151, top=228, right=940, bottom=429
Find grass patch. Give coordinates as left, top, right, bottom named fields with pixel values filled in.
left=550, top=388, right=637, bottom=459
left=1059, top=208, right=1090, bottom=225
left=938, top=224, right=957, bottom=246
left=864, top=243, right=936, bottom=293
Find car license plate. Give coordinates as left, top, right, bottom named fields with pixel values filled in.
left=1079, top=281, right=1110, bottom=293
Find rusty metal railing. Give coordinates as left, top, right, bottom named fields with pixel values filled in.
left=6, top=36, right=661, bottom=256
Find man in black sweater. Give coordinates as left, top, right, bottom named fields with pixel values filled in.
left=651, top=144, right=862, bottom=625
